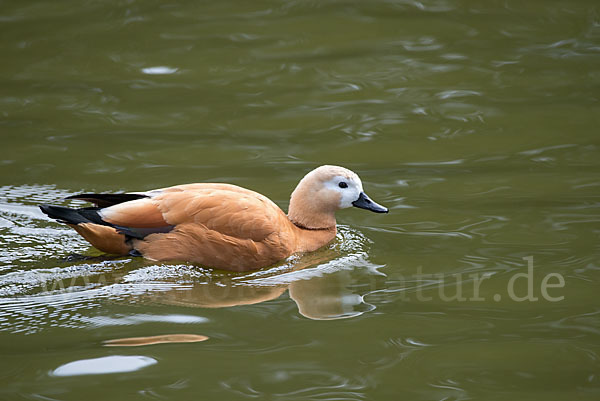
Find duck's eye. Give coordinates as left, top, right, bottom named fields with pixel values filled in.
left=338, top=182, right=348, bottom=189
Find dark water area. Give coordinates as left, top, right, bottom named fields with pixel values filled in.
left=1, top=0, right=599, bottom=400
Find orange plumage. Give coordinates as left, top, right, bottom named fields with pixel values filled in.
left=40, top=166, right=388, bottom=271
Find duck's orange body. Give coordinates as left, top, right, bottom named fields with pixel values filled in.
left=40, top=166, right=387, bottom=271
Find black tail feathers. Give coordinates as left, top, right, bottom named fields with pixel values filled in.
left=39, top=204, right=106, bottom=226
left=39, top=204, right=173, bottom=240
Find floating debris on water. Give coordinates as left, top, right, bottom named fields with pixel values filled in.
left=103, top=334, right=209, bottom=347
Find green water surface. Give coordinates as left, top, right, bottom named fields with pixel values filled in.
left=1, top=0, right=599, bottom=400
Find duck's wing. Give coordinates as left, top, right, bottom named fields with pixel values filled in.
left=98, top=184, right=294, bottom=270
left=99, top=184, right=286, bottom=242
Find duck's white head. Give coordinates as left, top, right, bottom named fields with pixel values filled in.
left=288, top=165, right=388, bottom=229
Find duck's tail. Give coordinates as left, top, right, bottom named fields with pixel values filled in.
left=39, top=204, right=105, bottom=225
left=39, top=204, right=132, bottom=255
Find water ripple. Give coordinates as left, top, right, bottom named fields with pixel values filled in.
left=220, top=364, right=369, bottom=401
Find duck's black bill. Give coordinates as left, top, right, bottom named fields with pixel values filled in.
left=352, top=192, right=388, bottom=213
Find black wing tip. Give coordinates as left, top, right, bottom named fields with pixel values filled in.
left=114, top=225, right=146, bottom=240
left=39, top=203, right=67, bottom=215
left=64, top=193, right=149, bottom=208
left=39, top=203, right=54, bottom=216
left=39, top=203, right=105, bottom=226
left=115, top=224, right=175, bottom=240
left=39, top=204, right=80, bottom=224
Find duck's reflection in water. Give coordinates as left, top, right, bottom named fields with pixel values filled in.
left=289, top=272, right=374, bottom=320
left=105, top=240, right=380, bottom=345
left=137, top=250, right=377, bottom=320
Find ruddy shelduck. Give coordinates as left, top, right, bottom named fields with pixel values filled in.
left=40, top=165, right=388, bottom=271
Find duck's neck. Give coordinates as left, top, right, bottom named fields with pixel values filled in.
left=287, top=187, right=337, bottom=230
